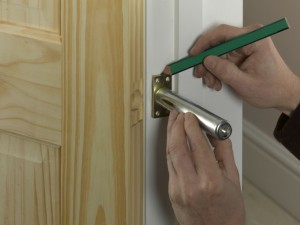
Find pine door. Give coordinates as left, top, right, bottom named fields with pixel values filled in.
left=0, top=1, right=61, bottom=224
left=0, top=0, right=144, bottom=225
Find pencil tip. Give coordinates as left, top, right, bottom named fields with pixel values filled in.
left=162, top=65, right=172, bottom=75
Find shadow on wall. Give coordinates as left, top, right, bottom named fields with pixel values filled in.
left=152, top=118, right=177, bottom=223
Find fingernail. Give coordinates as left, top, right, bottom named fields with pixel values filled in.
left=189, top=46, right=196, bottom=55
left=204, top=75, right=211, bottom=86
left=169, top=110, right=178, bottom=119
left=176, top=113, right=185, bottom=122
left=194, top=68, right=202, bottom=78
left=189, top=44, right=200, bottom=56
left=214, top=81, right=222, bottom=91
left=184, top=112, right=193, bottom=120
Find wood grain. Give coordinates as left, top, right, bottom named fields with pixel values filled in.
left=62, top=0, right=144, bottom=224
left=0, top=0, right=60, bottom=33
left=0, top=24, right=62, bottom=145
left=0, top=131, right=61, bottom=225
left=0, top=1, right=62, bottom=225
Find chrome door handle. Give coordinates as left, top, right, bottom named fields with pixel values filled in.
left=152, top=75, right=232, bottom=140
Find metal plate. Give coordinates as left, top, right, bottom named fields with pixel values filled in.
left=151, top=74, right=172, bottom=118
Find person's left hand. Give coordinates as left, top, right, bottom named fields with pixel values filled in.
left=166, top=111, right=245, bottom=225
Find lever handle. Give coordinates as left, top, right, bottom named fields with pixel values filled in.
left=155, top=87, right=232, bottom=140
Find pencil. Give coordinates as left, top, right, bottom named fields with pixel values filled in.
left=163, top=17, right=289, bottom=75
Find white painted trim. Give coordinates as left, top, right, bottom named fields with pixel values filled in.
left=243, top=119, right=300, bottom=221
left=145, top=1, right=243, bottom=224
left=145, top=1, right=178, bottom=224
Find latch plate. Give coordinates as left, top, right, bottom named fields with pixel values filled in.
left=152, top=74, right=172, bottom=118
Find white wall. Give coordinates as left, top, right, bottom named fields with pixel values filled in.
left=243, top=0, right=300, bottom=221
left=244, top=0, right=300, bottom=137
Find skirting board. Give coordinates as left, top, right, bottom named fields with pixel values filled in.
left=243, top=119, right=300, bottom=222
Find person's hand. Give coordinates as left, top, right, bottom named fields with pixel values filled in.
left=166, top=111, right=245, bottom=225
left=190, top=23, right=300, bottom=115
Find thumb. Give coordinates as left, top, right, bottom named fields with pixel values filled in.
left=203, top=55, right=245, bottom=88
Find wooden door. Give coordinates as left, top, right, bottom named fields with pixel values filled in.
left=0, top=1, right=61, bottom=224
left=0, top=0, right=144, bottom=225
left=61, top=0, right=144, bottom=224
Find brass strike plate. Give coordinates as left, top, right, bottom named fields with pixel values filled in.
left=152, top=74, right=172, bottom=118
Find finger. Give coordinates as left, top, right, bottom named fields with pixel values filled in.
left=184, top=112, right=219, bottom=174
left=208, top=74, right=222, bottom=91
left=203, top=55, right=248, bottom=88
left=203, top=74, right=209, bottom=86
left=204, top=72, right=217, bottom=88
left=167, top=110, right=179, bottom=144
left=194, top=64, right=207, bottom=78
left=166, top=152, right=177, bottom=179
left=225, top=50, right=245, bottom=66
left=167, top=113, right=197, bottom=177
left=201, top=72, right=222, bottom=91
left=167, top=110, right=179, bottom=177
left=209, top=137, right=240, bottom=186
left=214, top=80, right=222, bottom=91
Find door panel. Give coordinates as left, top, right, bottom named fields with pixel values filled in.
left=0, top=24, right=61, bottom=144
left=146, top=1, right=242, bottom=224
left=0, top=0, right=61, bottom=224
left=0, top=132, right=60, bottom=225
left=61, top=0, right=144, bottom=224
left=0, top=0, right=60, bottom=32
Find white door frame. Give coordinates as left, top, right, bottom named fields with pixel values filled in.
left=145, top=1, right=243, bottom=224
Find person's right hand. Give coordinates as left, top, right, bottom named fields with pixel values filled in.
left=190, top=23, right=300, bottom=115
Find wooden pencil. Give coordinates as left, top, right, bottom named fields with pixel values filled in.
left=163, top=17, right=289, bottom=75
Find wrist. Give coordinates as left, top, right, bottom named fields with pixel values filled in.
left=281, top=74, right=300, bottom=116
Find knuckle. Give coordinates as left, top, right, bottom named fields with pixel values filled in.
left=167, top=144, right=178, bottom=157
left=213, top=59, right=227, bottom=76
left=169, top=181, right=200, bottom=207
left=218, top=23, right=229, bottom=30
left=244, top=42, right=257, bottom=55
left=177, top=185, right=197, bottom=207
left=199, top=176, right=223, bottom=195
left=169, top=176, right=226, bottom=207
left=254, top=23, right=263, bottom=28
left=171, top=178, right=224, bottom=207
left=167, top=142, right=187, bottom=158
left=246, top=23, right=263, bottom=31
left=169, top=183, right=199, bottom=207
left=168, top=187, right=181, bottom=204
left=182, top=191, right=196, bottom=207
left=218, top=62, right=233, bottom=81
left=167, top=141, right=179, bottom=155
